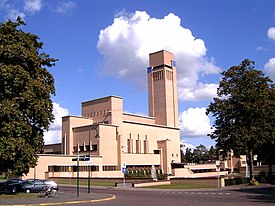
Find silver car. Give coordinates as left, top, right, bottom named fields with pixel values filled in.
left=22, top=180, right=58, bottom=193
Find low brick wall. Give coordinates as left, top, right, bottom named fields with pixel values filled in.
left=133, top=181, right=170, bottom=188
left=171, top=177, right=222, bottom=187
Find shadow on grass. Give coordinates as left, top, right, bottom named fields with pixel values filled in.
left=233, top=186, right=275, bottom=204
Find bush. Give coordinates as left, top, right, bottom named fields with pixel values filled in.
left=248, top=178, right=259, bottom=186
left=225, top=178, right=249, bottom=186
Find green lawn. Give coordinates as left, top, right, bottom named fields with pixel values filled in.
left=0, top=193, right=37, bottom=200
left=51, top=178, right=116, bottom=187
left=144, top=184, right=215, bottom=189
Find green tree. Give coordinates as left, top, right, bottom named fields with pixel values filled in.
left=208, top=146, right=216, bottom=161
left=206, top=59, right=274, bottom=180
left=256, top=83, right=275, bottom=182
left=193, top=144, right=208, bottom=163
left=0, top=18, right=57, bottom=177
left=180, top=149, right=187, bottom=163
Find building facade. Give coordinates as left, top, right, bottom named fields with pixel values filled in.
left=24, top=50, right=182, bottom=179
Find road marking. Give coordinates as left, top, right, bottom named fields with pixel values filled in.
left=160, top=191, right=231, bottom=196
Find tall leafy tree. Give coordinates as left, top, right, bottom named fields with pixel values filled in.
left=208, top=146, right=217, bottom=161
left=0, top=18, right=57, bottom=177
left=193, top=144, right=208, bottom=163
left=184, top=148, right=193, bottom=163
left=206, top=59, right=274, bottom=179
left=256, top=82, right=275, bottom=182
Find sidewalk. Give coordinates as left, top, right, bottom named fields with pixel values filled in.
left=0, top=190, right=115, bottom=206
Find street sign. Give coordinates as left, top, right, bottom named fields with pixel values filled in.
left=84, top=155, right=90, bottom=161
left=122, top=167, right=127, bottom=174
left=72, top=155, right=90, bottom=161
left=122, top=162, right=127, bottom=173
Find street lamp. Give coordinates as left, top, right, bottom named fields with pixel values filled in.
left=87, top=124, right=100, bottom=194
left=88, top=129, right=91, bottom=193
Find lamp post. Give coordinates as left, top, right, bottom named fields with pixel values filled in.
left=77, top=151, right=80, bottom=196
left=88, top=129, right=91, bottom=193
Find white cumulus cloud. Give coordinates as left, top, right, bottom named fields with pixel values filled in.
left=23, top=0, right=42, bottom=14
left=43, top=102, right=69, bottom=145
left=55, top=1, right=76, bottom=15
left=7, top=9, right=26, bottom=21
left=267, top=27, right=275, bottom=41
left=179, top=107, right=212, bottom=138
left=0, top=0, right=41, bottom=20
left=264, top=58, right=275, bottom=81
left=97, top=11, right=220, bottom=101
left=180, top=140, right=195, bottom=154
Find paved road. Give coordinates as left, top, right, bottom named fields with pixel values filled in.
left=66, top=185, right=275, bottom=206
left=1, top=185, right=274, bottom=206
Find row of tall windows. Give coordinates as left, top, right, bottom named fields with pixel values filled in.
left=102, top=165, right=118, bottom=171
left=73, top=143, right=97, bottom=153
left=127, top=134, right=149, bottom=154
left=48, top=165, right=119, bottom=172
left=48, top=165, right=99, bottom=172
left=166, top=70, right=173, bottom=80
left=83, top=110, right=108, bottom=118
left=152, top=69, right=173, bottom=81
left=153, top=70, right=163, bottom=81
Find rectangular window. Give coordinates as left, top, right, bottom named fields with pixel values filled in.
left=127, top=139, right=133, bottom=153
left=79, top=146, right=84, bottom=152
left=103, top=165, right=118, bottom=171
left=144, top=140, right=149, bottom=154
left=92, top=144, right=98, bottom=151
left=136, top=140, right=141, bottom=154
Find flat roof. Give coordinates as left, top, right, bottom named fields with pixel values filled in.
left=123, top=112, right=155, bottom=120
left=149, top=49, right=173, bottom=56
left=82, top=95, right=123, bottom=104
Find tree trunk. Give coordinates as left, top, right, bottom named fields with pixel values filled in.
left=248, top=150, right=254, bottom=180
left=268, top=150, right=273, bottom=183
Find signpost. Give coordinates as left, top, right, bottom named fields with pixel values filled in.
left=72, top=154, right=91, bottom=196
left=122, top=162, right=127, bottom=187
left=77, top=152, right=80, bottom=196
left=216, top=161, right=220, bottom=188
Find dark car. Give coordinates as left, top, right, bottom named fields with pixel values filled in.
left=24, top=178, right=39, bottom=184
left=22, top=180, right=58, bottom=193
left=0, top=178, right=23, bottom=194
left=15, top=179, right=40, bottom=192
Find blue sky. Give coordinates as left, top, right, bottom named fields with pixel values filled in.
left=1, top=0, right=275, bottom=150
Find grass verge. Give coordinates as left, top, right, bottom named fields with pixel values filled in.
left=0, top=193, right=37, bottom=200
left=144, top=184, right=215, bottom=189
left=51, top=178, right=115, bottom=187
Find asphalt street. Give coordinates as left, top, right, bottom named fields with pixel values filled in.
left=0, top=184, right=274, bottom=206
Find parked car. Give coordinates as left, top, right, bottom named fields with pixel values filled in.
left=15, top=179, right=40, bottom=192
left=0, top=178, right=23, bottom=194
left=22, top=180, right=59, bottom=193
left=24, top=178, right=39, bottom=183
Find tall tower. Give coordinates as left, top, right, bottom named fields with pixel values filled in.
left=147, top=50, right=179, bottom=127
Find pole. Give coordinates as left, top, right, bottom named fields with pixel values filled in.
left=216, top=161, right=220, bottom=189
left=88, top=129, right=91, bottom=193
left=217, top=171, right=220, bottom=188
left=123, top=173, right=125, bottom=188
left=77, top=151, right=79, bottom=196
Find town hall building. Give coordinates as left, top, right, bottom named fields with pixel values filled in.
left=24, top=50, right=184, bottom=179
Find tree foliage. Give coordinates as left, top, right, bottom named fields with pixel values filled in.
left=0, top=18, right=57, bottom=177
left=181, top=144, right=217, bottom=164
left=206, top=59, right=275, bottom=179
